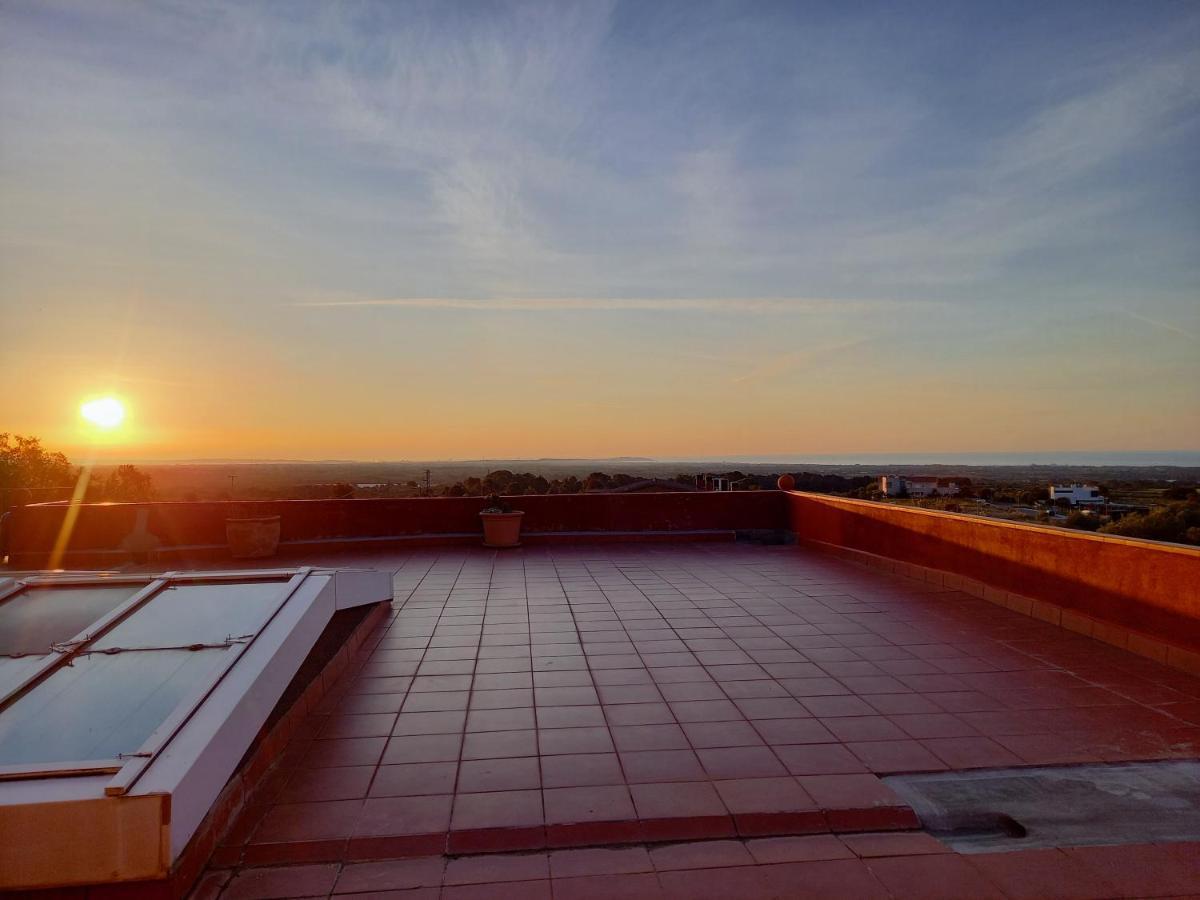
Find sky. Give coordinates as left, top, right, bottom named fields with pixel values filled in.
left=1, top=0, right=1198, bottom=462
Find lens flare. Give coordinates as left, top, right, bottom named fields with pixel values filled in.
left=80, top=396, right=125, bottom=429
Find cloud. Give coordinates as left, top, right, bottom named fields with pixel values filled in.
left=291, top=296, right=931, bottom=314
left=1119, top=309, right=1198, bottom=341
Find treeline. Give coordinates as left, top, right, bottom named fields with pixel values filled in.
left=1065, top=492, right=1200, bottom=545
left=1, top=434, right=156, bottom=510
left=441, top=470, right=644, bottom=496
left=435, top=469, right=874, bottom=497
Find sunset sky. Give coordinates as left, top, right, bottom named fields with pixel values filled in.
left=1, top=1, right=1197, bottom=462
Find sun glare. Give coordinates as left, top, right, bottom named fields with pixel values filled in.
left=80, top=396, right=126, bottom=429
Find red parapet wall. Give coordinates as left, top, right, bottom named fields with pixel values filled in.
left=787, top=491, right=1200, bottom=655
left=2, top=491, right=787, bottom=567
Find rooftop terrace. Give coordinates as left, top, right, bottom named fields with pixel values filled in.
left=2, top=491, right=1199, bottom=898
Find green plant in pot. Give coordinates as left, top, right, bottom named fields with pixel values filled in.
left=480, top=493, right=523, bottom=548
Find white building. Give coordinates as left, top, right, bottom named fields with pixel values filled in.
left=1050, top=483, right=1105, bottom=506
left=880, top=475, right=962, bottom=498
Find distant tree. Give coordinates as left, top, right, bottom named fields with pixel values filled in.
left=1099, top=501, right=1200, bottom=546
left=0, top=433, right=75, bottom=494
left=1065, top=510, right=1100, bottom=532
left=1018, top=489, right=1044, bottom=506
left=1162, top=485, right=1198, bottom=501
left=91, top=465, right=156, bottom=502
left=583, top=472, right=611, bottom=492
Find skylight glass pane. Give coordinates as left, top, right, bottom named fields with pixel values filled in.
left=0, top=648, right=233, bottom=765
left=0, top=585, right=144, bottom=657
left=91, top=580, right=288, bottom=650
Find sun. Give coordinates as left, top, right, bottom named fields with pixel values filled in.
left=80, top=396, right=126, bottom=429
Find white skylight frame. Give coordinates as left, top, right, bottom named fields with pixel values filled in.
left=0, top=566, right=391, bottom=885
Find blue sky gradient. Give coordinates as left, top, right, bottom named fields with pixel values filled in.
left=1, top=1, right=1197, bottom=459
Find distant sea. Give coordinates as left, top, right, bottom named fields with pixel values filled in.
left=678, top=452, right=1200, bottom=467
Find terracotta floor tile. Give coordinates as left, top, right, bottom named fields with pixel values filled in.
left=442, top=879, right=551, bottom=899
left=774, top=742, right=868, bottom=775
left=921, top=736, right=1023, bottom=769
left=469, top=688, right=534, bottom=710
left=752, top=717, right=836, bottom=745
left=597, top=684, right=665, bottom=704
left=552, top=872, right=665, bottom=900
left=649, top=839, right=754, bottom=871
left=712, top=777, right=816, bottom=814
left=867, top=853, right=1005, bottom=900
left=795, top=774, right=905, bottom=810
left=541, top=752, right=626, bottom=788
left=841, top=831, right=949, bottom=858
left=465, top=706, right=536, bottom=733
left=605, top=702, right=677, bottom=726
left=656, top=866, right=769, bottom=900
left=320, top=713, right=399, bottom=740
left=223, top=863, right=338, bottom=900
left=538, top=726, right=616, bottom=755
left=333, top=856, right=445, bottom=893
left=355, top=795, right=453, bottom=837
left=381, top=733, right=462, bottom=764
left=745, top=833, right=854, bottom=864
left=535, top=685, right=600, bottom=706
left=847, top=739, right=948, bottom=773
left=443, top=851, right=549, bottom=885
left=392, top=710, right=467, bottom=735
left=759, top=857, right=891, bottom=899
left=630, top=781, right=728, bottom=819
left=537, top=705, right=607, bottom=728
left=369, top=762, right=458, bottom=798
left=457, top=756, right=541, bottom=792
left=732, top=697, right=809, bottom=719
left=966, top=848, right=1118, bottom=900
left=1063, top=843, right=1200, bottom=897
left=543, top=785, right=636, bottom=825
left=280, top=766, right=375, bottom=803
left=461, top=729, right=538, bottom=760
left=252, top=799, right=362, bottom=844
left=305, top=737, right=388, bottom=768
left=823, top=716, right=909, bottom=742
left=611, top=723, right=691, bottom=752
left=550, top=845, right=654, bottom=878
left=682, top=720, right=764, bottom=748
left=451, top=789, right=544, bottom=831
left=656, top=682, right=726, bottom=704
left=618, top=748, right=706, bottom=783
left=696, top=746, right=787, bottom=778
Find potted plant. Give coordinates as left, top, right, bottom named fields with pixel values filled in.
left=226, top=504, right=282, bottom=559
left=480, top=493, right=523, bottom=548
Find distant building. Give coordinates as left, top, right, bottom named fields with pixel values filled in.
left=880, top=475, right=963, bottom=498
left=1050, top=483, right=1105, bottom=506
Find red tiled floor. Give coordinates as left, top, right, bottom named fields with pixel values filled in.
left=206, top=543, right=1200, bottom=872
left=866, top=853, right=1006, bottom=899
left=222, top=863, right=337, bottom=900
left=457, top=757, right=541, bottom=792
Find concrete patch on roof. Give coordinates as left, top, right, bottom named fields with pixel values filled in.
left=885, top=760, right=1200, bottom=853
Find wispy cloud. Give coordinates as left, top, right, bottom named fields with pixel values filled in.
left=291, top=296, right=931, bottom=314
left=1119, top=309, right=1198, bottom=341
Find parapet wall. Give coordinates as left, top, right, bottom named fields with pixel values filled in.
left=5, top=490, right=1198, bottom=668
left=786, top=491, right=1200, bottom=662
left=1, top=491, right=786, bottom=567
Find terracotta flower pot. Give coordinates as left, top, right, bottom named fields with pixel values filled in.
left=480, top=511, right=523, bottom=548
left=226, top=515, right=282, bottom=559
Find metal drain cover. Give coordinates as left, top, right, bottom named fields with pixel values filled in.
left=885, top=760, right=1200, bottom=853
